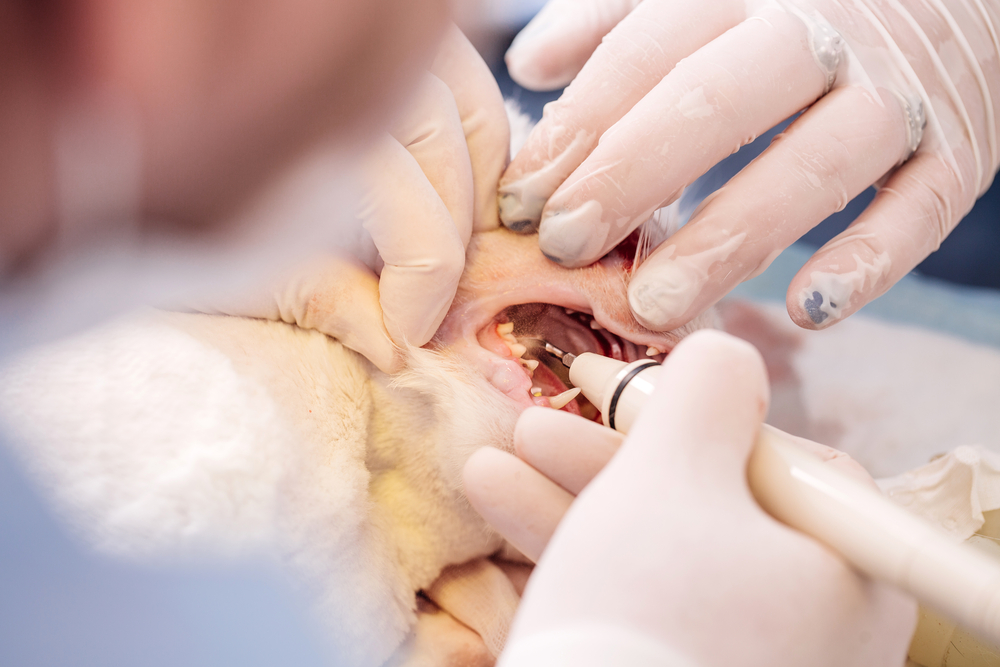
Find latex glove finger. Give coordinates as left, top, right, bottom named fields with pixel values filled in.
left=513, top=407, right=623, bottom=495
left=388, top=72, right=475, bottom=246
left=504, top=0, right=642, bottom=91
left=359, top=134, right=466, bottom=347
left=425, top=558, right=521, bottom=659
left=499, top=0, right=746, bottom=231
left=534, top=7, right=833, bottom=268
left=627, top=84, right=911, bottom=330
left=620, top=330, right=770, bottom=489
left=463, top=447, right=573, bottom=563
left=785, top=151, right=974, bottom=329
left=431, top=25, right=511, bottom=233
left=193, top=254, right=401, bottom=374
left=387, top=596, right=493, bottom=667
left=492, top=558, right=533, bottom=597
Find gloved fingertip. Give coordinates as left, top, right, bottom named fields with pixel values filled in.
left=627, top=259, right=701, bottom=331
left=498, top=191, right=541, bottom=234
left=383, top=308, right=442, bottom=352
left=670, top=329, right=765, bottom=373
left=505, top=48, right=578, bottom=93
left=375, top=348, right=406, bottom=376
left=462, top=448, right=527, bottom=525
left=788, top=298, right=827, bottom=331
left=625, top=329, right=769, bottom=475
left=537, top=203, right=608, bottom=268
left=787, top=283, right=851, bottom=331
left=504, top=9, right=575, bottom=92
left=351, top=334, right=404, bottom=375
left=503, top=218, right=539, bottom=235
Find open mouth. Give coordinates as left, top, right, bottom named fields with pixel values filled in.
left=477, top=304, right=669, bottom=421
left=431, top=227, right=704, bottom=418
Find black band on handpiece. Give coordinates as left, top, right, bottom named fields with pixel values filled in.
left=607, top=360, right=658, bottom=432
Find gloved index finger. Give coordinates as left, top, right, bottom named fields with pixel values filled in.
left=504, top=0, right=642, bottom=92
left=391, top=72, right=475, bottom=247
left=431, top=25, right=510, bottom=233
left=513, top=407, right=623, bottom=495
left=498, top=0, right=745, bottom=233
left=359, top=135, right=467, bottom=348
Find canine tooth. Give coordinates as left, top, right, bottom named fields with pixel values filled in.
left=590, top=320, right=603, bottom=330
left=531, top=387, right=543, bottom=397
left=646, top=346, right=663, bottom=356
left=523, top=359, right=540, bottom=371
left=548, top=388, right=581, bottom=410
left=497, top=322, right=514, bottom=335
left=510, top=343, right=527, bottom=358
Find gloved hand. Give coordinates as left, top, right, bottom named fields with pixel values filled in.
left=198, top=26, right=509, bottom=373
left=463, top=331, right=916, bottom=666
left=499, top=0, right=1000, bottom=331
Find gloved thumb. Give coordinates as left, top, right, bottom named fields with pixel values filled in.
left=616, top=329, right=770, bottom=495
left=191, top=255, right=402, bottom=375
left=505, top=0, right=641, bottom=91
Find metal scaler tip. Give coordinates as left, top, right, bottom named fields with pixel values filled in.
left=543, top=341, right=576, bottom=369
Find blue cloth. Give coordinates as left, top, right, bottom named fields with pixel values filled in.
left=0, top=443, right=329, bottom=667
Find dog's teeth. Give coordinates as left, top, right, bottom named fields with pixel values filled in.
left=646, top=346, right=663, bottom=356
left=497, top=322, right=514, bottom=335
left=564, top=308, right=574, bottom=314
left=510, top=343, right=527, bottom=359
left=548, top=388, right=581, bottom=410
left=523, top=359, right=540, bottom=371
left=531, top=387, right=543, bottom=397
left=590, top=320, right=603, bottom=330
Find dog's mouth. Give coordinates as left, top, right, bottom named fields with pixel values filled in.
left=433, top=228, right=704, bottom=417
left=479, top=304, right=668, bottom=420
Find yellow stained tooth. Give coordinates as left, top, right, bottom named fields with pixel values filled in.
left=531, top=387, right=543, bottom=397
left=646, top=346, right=663, bottom=356
left=548, top=388, right=581, bottom=410
left=497, top=322, right=514, bottom=335
left=510, top=343, right=527, bottom=358
left=523, top=359, right=540, bottom=371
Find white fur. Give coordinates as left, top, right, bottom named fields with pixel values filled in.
left=0, top=310, right=517, bottom=666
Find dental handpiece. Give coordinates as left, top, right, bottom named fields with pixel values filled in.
left=549, top=347, right=1000, bottom=650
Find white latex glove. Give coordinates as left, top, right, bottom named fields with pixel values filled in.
left=463, top=330, right=916, bottom=666
left=498, top=0, right=1000, bottom=331
left=200, top=26, right=509, bottom=373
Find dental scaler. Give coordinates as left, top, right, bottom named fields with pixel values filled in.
left=545, top=345, right=1000, bottom=655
